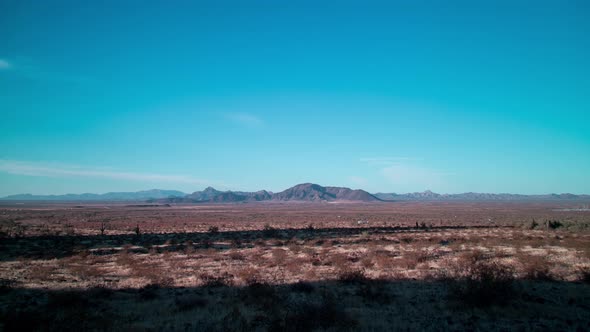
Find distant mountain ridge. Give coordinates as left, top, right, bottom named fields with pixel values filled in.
left=374, top=191, right=590, bottom=201
left=2, top=185, right=588, bottom=202
left=1, top=189, right=186, bottom=201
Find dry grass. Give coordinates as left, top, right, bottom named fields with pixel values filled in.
left=1, top=202, right=589, bottom=330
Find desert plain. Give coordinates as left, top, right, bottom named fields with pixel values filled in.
left=0, top=201, right=589, bottom=331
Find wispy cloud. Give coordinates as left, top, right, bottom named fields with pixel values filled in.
left=225, top=112, right=264, bottom=128
left=0, top=59, right=11, bottom=70
left=0, top=160, right=211, bottom=185
left=348, top=176, right=368, bottom=187
left=380, top=164, right=448, bottom=191
left=360, top=157, right=419, bottom=166
left=0, top=58, right=93, bottom=83
left=361, top=157, right=451, bottom=191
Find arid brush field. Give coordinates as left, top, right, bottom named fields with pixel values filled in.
left=1, top=201, right=589, bottom=331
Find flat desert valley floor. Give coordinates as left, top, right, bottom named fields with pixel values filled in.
left=1, top=201, right=589, bottom=331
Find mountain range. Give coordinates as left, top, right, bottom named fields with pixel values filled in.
left=1, top=184, right=588, bottom=202
left=0, top=189, right=186, bottom=201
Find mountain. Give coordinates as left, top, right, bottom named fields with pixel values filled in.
left=3, top=185, right=588, bottom=202
left=272, top=183, right=380, bottom=202
left=374, top=191, right=590, bottom=201
left=1, top=189, right=186, bottom=201
left=158, top=183, right=379, bottom=203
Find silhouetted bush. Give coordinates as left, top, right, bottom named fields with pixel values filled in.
left=175, top=294, right=208, bottom=311
left=263, top=224, right=278, bottom=237
left=448, top=260, right=515, bottom=307
left=338, top=268, right=368, bottom=283
left=200, top=272, right=234, bottom=287
left=547, top=220, right=563, bottom=230
left=281, top=295, right=358, bottom=331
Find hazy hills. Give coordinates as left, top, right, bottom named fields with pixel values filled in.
left=1, top=189, right=186, bottom=201
left=374, top=191, right=590, bottom=201
left=1, top=184, right=588, bottom=202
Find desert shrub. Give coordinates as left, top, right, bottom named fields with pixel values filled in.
left=151, top=276, right=175, bottom=287
left=244, top=281, right=276, bottom=300
left=183, top=241, right=195, bottom=254
left=529, top=219, right=539, bottom=229
left=208, top=225, right=219, bottom=233
left=281, top=294, right=357, bottom=331
left=400, top=236, right=413, bottom=244
left=221, top=306, right=249, bottom=332
left=228, top=250, right=245, bottom=260
left=175, top=294, right=208, bottom=311
left=0, top=221, right=27, bottom=238
left=578, top=266, right=590, bottom=284
left=361, top=256, right=375, bottom=268
left=28, top=265, right=55, bottom=281
left=0, top=279, right=16, bottom=294
left=139, top=283, right=161, bottom=300
left=522, top=256, right=556, bottom=281
left=357, top=280, right=393, bottom=305
left=200, top=272, right=234, bottom=287
left=290, top=281, right=315, bottom=293
left=446, top=259, right=515, bottom=307
left=547, top=220, right=563, bottom=230
left=87, top=286, right=114, bottom=299
left=263, top=224, right=278, bottom=238
left=231, top=237, right=242, bottom=248
left=238, top=267, right=261, bottom=285
left=47, top=290, right=90, bottom=308
left=338, top=268, right=368, bottom=283
left=1, top=308, right=46, bottom=332
left=271, top=248, right=288, bottom=265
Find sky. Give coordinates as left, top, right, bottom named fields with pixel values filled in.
left=1, top=0, right=589, bottom=196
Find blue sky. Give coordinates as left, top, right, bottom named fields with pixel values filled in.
left=1, top=0, right=589, bottom=195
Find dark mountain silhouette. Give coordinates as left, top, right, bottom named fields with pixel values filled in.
left=272, top=183, right=380, bottom=202
left=157, top=183, right=380, bottom=203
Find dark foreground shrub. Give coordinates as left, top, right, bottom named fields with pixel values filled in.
left=523, top=256, right=556, bottom=281
left=578, top=267, right=590, bottom=284
left=200, top=272, right=234, bottom=287
left=175, top=294, right=208, bottom=311
left=279, top=295, right=357, bottom=331
left=338, top=268, right=368, bottom=284
left=447, top=260, right=515, bottom=307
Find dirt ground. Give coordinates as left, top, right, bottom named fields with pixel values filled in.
left=1, top=201, right=589, bottom=331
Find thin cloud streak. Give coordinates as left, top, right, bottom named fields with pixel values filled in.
left=225, top=112, right=264, bottom=127
left=0, top=59, right=11, bottom=70
left=0, top=160, right=211, bottom=185
left=0, top=58, right=94, bottom=83
left=360, top=157, right=420, bottom=166
left=380, top=164, right=448, bottom=191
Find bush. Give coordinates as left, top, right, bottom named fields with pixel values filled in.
left=290, top=281, right=315, bottom=293
left=338, top=268, right=368, bottom=284
left=578, top=266, right=590, bottom=284
left=263, top=224, right=278, bottom=238
left=200, top=272, right=233, bottom=287
left=208, top=226, right=219, bottom=233
left=281, top=294, right=357, bottom=331
left=547, top=220, right=563, bottom=230
left=175, top=294, right=208, bottom=311
left=447, top=260, right=515, bottom=307
left=523, top=256, right=555, bottom=281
